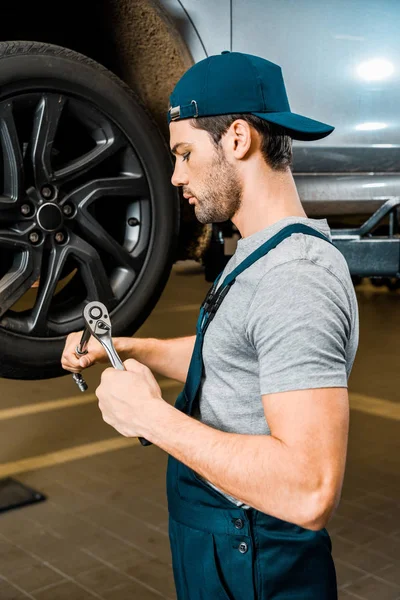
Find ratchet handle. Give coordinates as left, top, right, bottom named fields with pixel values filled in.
left=106, top=351, right=152, bottom=446
left=83, top=304, right=153, bottom=448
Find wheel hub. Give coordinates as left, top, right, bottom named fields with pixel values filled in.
left=36, top=202, right=63, bottom=232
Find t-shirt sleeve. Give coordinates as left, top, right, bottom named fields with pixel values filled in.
left=245, top=259, right=352, bottom=395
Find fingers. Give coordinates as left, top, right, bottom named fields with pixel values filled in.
left=122, top=359, right=162, bottom=398
left=123, top=358, right=149, bottom=373
left=76, top=354, right=92, bottom=369
left=61, top=331, right=94, bottom=373
left=61, top=330, right=109, bottom=373
left=61, top=332, right=82, bottom=372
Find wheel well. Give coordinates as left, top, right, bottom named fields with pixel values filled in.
left=0, top=0, right=192, bottom=138
left=0, top=2, right=119, bottom=75
left=0, top=0, right=207, bottom=261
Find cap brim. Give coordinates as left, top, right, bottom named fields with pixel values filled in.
left=252, top=111, right=334, bottom=141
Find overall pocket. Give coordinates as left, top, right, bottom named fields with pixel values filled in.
left=169, top=518, right=235, bottom=600
left=254, top=513, right=337, bottom=600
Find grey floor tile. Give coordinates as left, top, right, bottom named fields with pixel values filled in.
left=0, top=576, right=34, bottom=599
left=45, top=549, right=108, bottom=579
left=378, top=485, right=400, bottom=504
left=340, top=486, right=372, bottom=504
left=357, top=512, right=400, bottom=536
left=338, top=591, right=360, bottom=600
left=357, top=493, right=400, bottom=517
left=75, top=565, right=132, bottom=594
left=32, top=580, right=101, bottom=599
left=82, top=539, right=150, bottom=566
left=0, top=402, right=119, bottom=465
left=335, top=559, right=368, bottom=588
left=332, top=535, right=392, bottom=573
left=33, top=513, right=102, bottom=546
left=332, top=522, right=386, bottom=546
left=331, top=534, right=359, bottom=556
left=0, top=513, right=45, bottom=542
left=102, top=581, right=170, bottom=600
left=100, top=486, right=169, bottom=526
left=4, top=563, right=65, bottom=594
left=328, top=514, right=356, bottom=534
left=363, top=536, right=400, bottom=562
left=336, top=500, right=383, bottom=521
left=76, top=504, right=172, bottom=563
left=63, top=476, right=114, bottom=502
left=19, top=499, right=66, bottom=527
left=375, top=564, right=400, bottom=587
left=157, top=521, right=169, bottom=535
left=344, top=574, right=400, bottom=600
left=11, top=535, right=106, bottom=578
left=0, top=540, right=44, bottom=578
left=114, top=555, right=175, bottom=597
left=30, top=480, right=98, bottom=513
left=4, top=531, right=62, bottom=563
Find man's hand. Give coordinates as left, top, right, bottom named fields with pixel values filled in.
left=95, top=358, right=164, bottom=438
left=61, top=330, right=109, bottom=372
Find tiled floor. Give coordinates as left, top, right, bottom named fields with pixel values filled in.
left=0, top=447, right=175, bottom=599
left=0, top=264, right=399, bottom=599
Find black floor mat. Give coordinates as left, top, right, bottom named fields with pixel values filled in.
left=0, top=477, right=46, bottom=513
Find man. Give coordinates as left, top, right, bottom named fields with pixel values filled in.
left=62, top=52, right=359, bottom=599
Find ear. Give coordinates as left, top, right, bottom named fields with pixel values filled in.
left=228, top=119, right=253, bottom=160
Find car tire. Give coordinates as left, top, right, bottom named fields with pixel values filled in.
left=0, top=41, right=179, bottom=380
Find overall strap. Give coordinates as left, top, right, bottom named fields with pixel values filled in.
left=198, top=224, right=333, bottom=334
left=220, top=224, right=333, bottom=289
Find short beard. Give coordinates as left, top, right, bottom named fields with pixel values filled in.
left=194, top=147, right=242, bottom=224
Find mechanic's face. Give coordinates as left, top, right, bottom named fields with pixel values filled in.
left=170, top=120, right=243, bottom=224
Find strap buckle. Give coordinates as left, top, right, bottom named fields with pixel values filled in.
left=201, top=285, right=217, bottom=313
left=201, top=282, right=234, bottom=335
left=169, top=100, right=199, bottom=121
left=208, top=283, right=232, bottom=316
left=169, top=105, right=181, bottom=120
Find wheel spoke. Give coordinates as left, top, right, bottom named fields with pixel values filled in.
left=0, top=196, right=18, bottom=211
left=27, top=243, right=68, bottom=335
left=68, top=233, right=117, bottom=306
left=0, top=101, right=24, bottom=203
left=0, top=243, right=42, bottom=318
left=54, top=131, right=125, bottom=184
left=63, top=175, right=149, bottom=210
left=28, top=232, right=118, bottom=335
left=76, top=210, right=142, bottom=273
left=0, top=227, right=31, bottom=250
left=31, top=94, right=66, bottom=188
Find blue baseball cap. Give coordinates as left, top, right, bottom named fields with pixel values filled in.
left=167, top=51, right=334, bottom=141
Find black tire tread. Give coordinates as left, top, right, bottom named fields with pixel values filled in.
left=0, top=40, right=170, bottom=155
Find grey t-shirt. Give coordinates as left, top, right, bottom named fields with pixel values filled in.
left=193, top=216, right=359, bottom=508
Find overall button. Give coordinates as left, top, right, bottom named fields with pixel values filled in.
left=238, top=542, right=248, bottom=554
left=234, top=518, right=244, bottom=530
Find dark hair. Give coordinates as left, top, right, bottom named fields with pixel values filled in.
left=190, top=114, right=292, bottom=171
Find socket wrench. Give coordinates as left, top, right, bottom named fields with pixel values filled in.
left=73, top=301, right=152, bottom=447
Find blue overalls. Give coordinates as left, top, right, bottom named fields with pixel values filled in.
left=166, top=224, right=338, bottom=600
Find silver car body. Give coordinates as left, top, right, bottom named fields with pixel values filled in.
left=159, top=0, right=400, bottom=217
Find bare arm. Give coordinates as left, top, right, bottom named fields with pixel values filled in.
left=144, top=386, right=349, bottom=530
left=116, top=335, right=196, bottom=383
left=62, top=331, right=195, bottom=384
